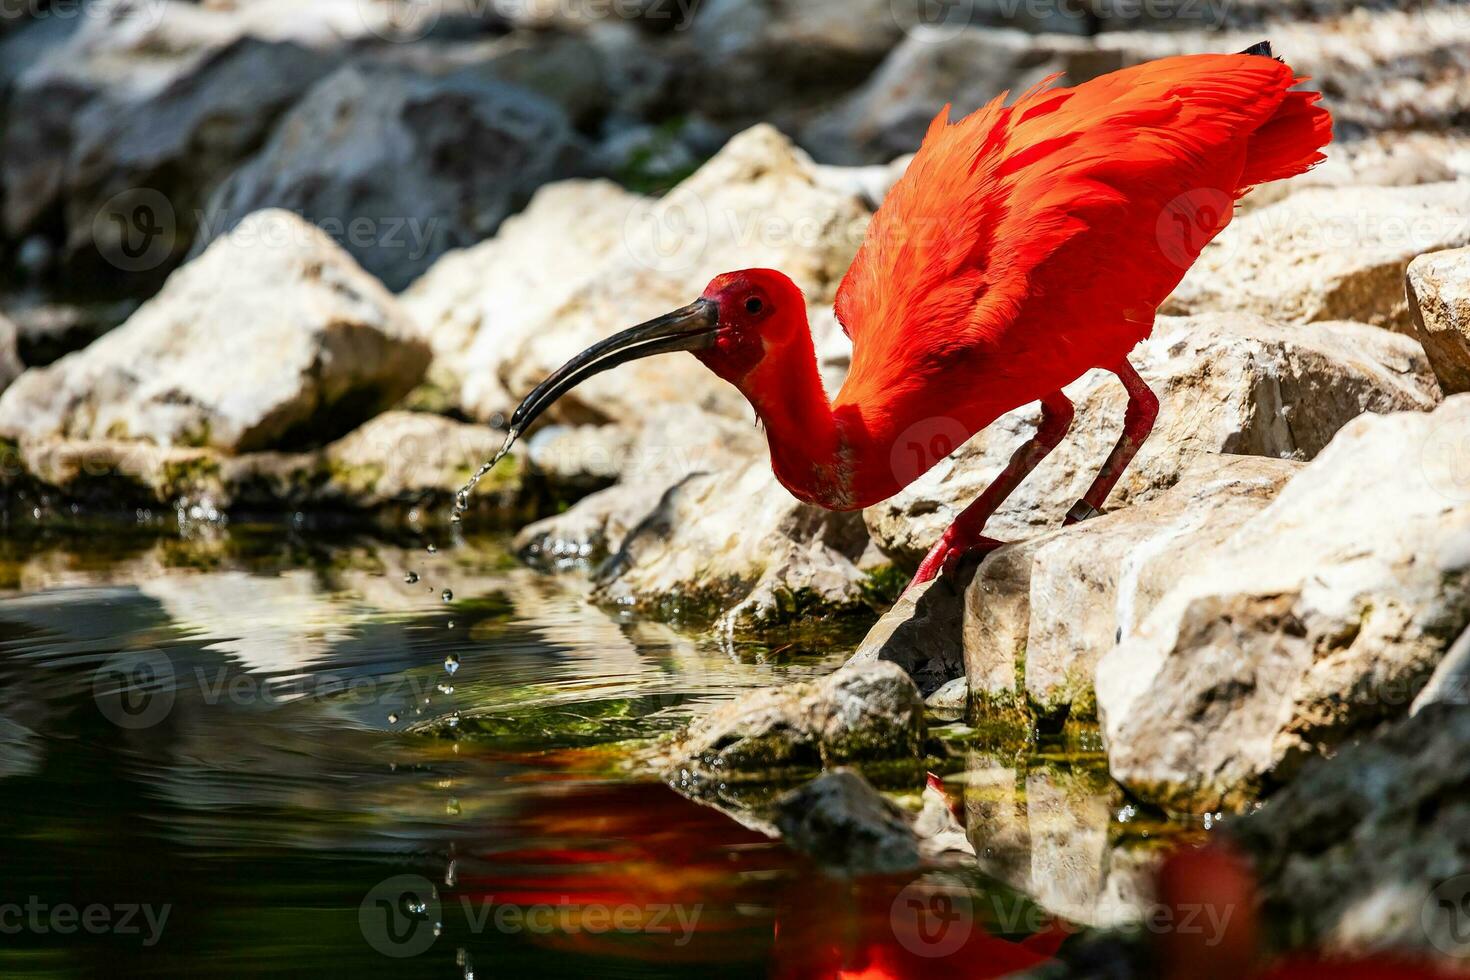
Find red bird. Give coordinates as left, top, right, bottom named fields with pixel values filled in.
left=494, top=44, right=1332, bottom=589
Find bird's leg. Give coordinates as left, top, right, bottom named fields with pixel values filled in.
left=910, top=391, right=1075, bottom=589
left=1065, top=359, right=1159, bottom=525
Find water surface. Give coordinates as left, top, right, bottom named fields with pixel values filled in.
left=0, top=522, right=1174, bottom=978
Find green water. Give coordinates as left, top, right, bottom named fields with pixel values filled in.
left=0, top=522, right=1176, bottom=979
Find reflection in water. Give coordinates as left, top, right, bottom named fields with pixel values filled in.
left=0, top=525, right=1146, bottom=978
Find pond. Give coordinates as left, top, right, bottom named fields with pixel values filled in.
left=0, top=520, right=1187, bottom=979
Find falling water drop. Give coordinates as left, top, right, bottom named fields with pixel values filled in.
left=405, top=571, right=420, bottom=585
left=444, top=654, right=460, bottom=675
left=441, top=589, right=454, bottom=603
left=437, top=683, right=455, bottom=695
left=447, top=711, right=461, bottom=729
left=446, top=621, right=455, bottom=630
left=450, top=432, right=516, bottom=526
left=427, top=544, right=438, bottom=554
left=388, top=712, right=399, bottom=724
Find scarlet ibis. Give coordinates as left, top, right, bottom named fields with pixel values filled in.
left=485, top=43, right=1331, bottom=590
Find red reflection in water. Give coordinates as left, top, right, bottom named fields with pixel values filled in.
left=452, top=755, right=1067, bottom=976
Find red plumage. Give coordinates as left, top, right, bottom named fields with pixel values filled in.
left=831, top=53, right=1330, bottom=507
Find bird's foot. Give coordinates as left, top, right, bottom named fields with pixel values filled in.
left=908, top=533, right=1006, bottom=592
left=1064, top=499, right=1102, bottom=526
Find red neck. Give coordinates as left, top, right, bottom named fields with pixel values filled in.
left=738, top=330, right=851, bottom=510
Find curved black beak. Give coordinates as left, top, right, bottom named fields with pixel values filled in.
left=499, top=298, right=720, bottom=451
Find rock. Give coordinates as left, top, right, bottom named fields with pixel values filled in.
left=846, top=559, right=979, bottom=697
left=495, top=125, right=870, bottom=430
left=668, top=661, right=926, bottom=793
left=1097, top=397, right=1470, bottom=813
left=771, top=769, right=923, bottom=874
left=1097, top=7, right=1470, bottom=135
left=1165, top=184, right=1470, bottom=332
left=197, top=63, right=590, bottom=290
left=1411, top=626, right=1470, bottom=715
left=925, top=678, right=970, bottom=720
left=1229, top=703, right=1470, bottom=962
left=803, top=27, right=1122, bottom=165
left=771, top=768, right=972, bottom=875
left=401, top=179, right=641, bottom=422
left=855, top=455, right=1298, bottom=722
left=0, top=314, right=19, bottom=395
left=1, top=1, right=345, bottom=284
left=686, top=0, right=902, bottom=119
left=514, top=404, right=763, bottom=564
left=281, top=410, right=523, bottom=513
left=1011, top=456, right=1300, bottom=721
left=589, top=460, right=873, bottom=630
left=0, top=210, right=430, bottom=453
left=1407, top=247, right=1470, bottom=395
left=866, top=314, right=1439, bottom=567
left=0, top=297, right=139, bottom=368
left=1, top=411, right=525, bottom=519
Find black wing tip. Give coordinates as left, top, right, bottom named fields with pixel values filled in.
left=1240, top=40, right=1283, bottom=62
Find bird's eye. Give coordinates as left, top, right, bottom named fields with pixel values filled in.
left=745, top=296, right=764, bottom=315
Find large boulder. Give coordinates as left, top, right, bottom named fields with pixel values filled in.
left=853, top=455, right=1299, bottom=721
left=197, top=63, right=590, bottom=290
left=0, top=210, right=430, bottom=453
left=1164, top=184, right=1470, bottom=332
left=400, top=179, right=641, bottom=420
left=866, top=314, right=1439, bottom=567
left=1407, top=246, right=1470, bottom=395
left=803, top=27, right=1122, bottom=165
left=1230, top=703, right=1470, bottom=962
left=1097, top=397, right=1470, bottom=813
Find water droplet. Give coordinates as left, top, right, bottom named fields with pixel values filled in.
left=446, top=621, right=455, bottom=630
left=405, top=571, right=420, bottom=584
left=447, top=711, right=461, bottom=729
left=427, top=544, right=438, bottom=554
left=388, top=712, right=399, bottom=724
left=437, top=683, right=455, bottom=695
left=444, top=654, right=460, bottom=675
left=446, top=798, right=461, bottom=816
left=441, top=589, right=453, bottom=603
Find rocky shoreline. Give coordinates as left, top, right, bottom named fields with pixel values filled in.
left=4, top=0, right=1470, bottom=971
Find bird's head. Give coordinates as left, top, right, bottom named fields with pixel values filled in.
left=502, top=268, right=806, bottom=443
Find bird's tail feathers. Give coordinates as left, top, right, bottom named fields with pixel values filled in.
left=1238, top=87, right=1332, bottom=189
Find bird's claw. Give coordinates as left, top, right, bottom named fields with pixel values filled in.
left=908, top=534, right=1006, bottom=592
left=1064, top=499, right=1102, bottom=525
